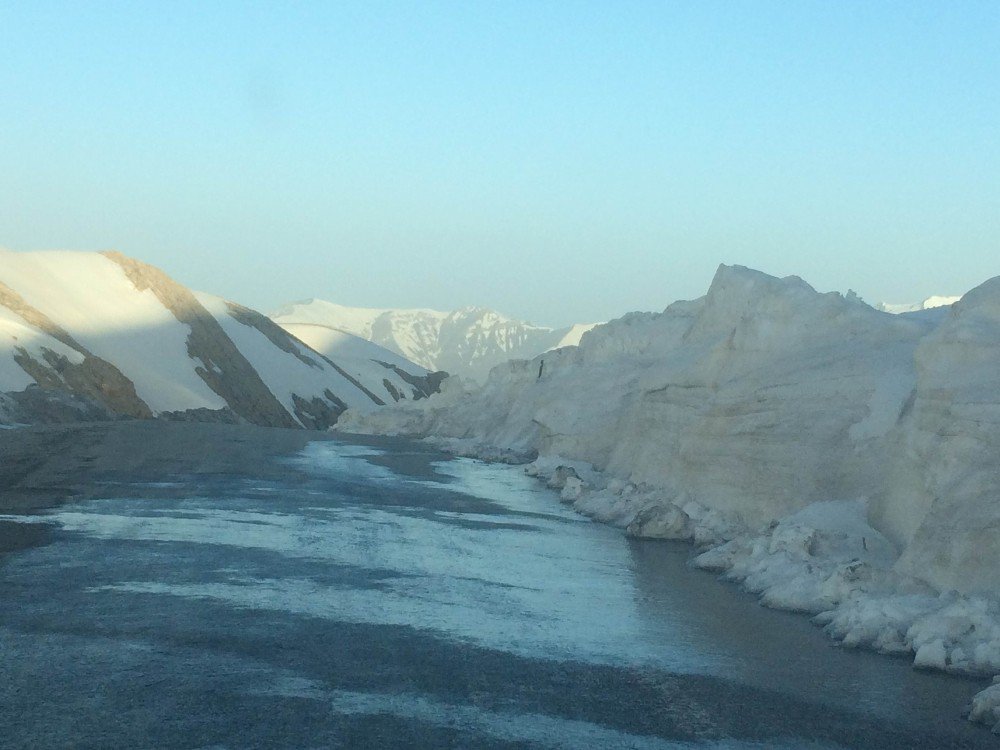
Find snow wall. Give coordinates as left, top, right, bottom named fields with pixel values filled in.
left=342, top=264, right=999, bottom=598
left=339, top=264, right=1000, bottom=727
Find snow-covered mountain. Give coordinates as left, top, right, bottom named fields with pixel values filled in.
left=0, top=249, right=440, bottom=427
left=270, top=299, right=596, bottom=381
left=338, top=265, right=1000, bottom=727
left=876, top=295, right=961, bottom=314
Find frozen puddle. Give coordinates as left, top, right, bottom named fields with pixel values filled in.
left=0, top=440, right=994, bottom=748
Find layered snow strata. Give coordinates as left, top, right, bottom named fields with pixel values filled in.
left=871, top=277, right=1000, bottom=598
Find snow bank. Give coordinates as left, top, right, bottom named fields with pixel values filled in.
left=969, top=679, right=1000, bottom=733
left=341, top=265, right=931, bottom=527
left=337, top=264, right=1000, bottom=728
left=873, top=277, right=1000, bottom=598
left=518, top=456, right=1000, bottom=731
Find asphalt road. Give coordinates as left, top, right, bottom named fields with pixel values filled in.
left=0, top=424, right=994, bottom=748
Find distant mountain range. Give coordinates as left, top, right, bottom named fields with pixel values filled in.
left=0, top=250, right=440, bottom=427
left=271, top=299, right=597, bottom=382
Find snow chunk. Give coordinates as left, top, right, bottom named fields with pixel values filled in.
left=697, top=499, right=897, bottom=615
left=968, top=678, right=1000, bottom=733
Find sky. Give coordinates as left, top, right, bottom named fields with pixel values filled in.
left=1, top=2, right=997, bottom=327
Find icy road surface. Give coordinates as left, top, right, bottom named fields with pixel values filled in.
left=0, top=440, right=993, bottom=748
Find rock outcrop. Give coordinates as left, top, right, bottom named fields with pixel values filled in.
left=1, top=249, right=438, bottom=428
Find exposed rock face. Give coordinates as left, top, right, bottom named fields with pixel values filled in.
left=291, top=390, right=348, bottom=430
left=273, top=321, right=447, bottom=403
left=0, top=280, right=152, bottom=419
left=224, top=301, right=322, bottom=368
left=157, top=406, right=241, bottom=424
left=375, top=362, right=448, bottom=400
left=1, top=249, right=438, bottom=429
left=103, top=252, right=299, bottom=428
left=3, top=385, right=118, bottom=423
left=309, top=352, right=387, bottom=407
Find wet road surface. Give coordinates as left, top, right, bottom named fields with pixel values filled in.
left=0, top=440, right=994, bottom=748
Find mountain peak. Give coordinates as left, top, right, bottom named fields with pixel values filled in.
left=271, top=299, right=592, bottom=381
left=0, top=249, right=437, bottom=427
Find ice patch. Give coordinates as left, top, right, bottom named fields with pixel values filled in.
left=253, top=678, right=829, bottom=750
left=294, top=441, right=398, bottom=483
left=431, top=457, right=583, bottom=520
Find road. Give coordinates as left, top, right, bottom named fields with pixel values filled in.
left=0, top=430, right=993, bottom=748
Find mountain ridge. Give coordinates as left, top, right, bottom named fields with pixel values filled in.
left=0, top=249, right=439, bottom=428
left=271, top=299, right=597, bottom=381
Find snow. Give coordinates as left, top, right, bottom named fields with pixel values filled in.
left=0, top=305, right=84, bottom=391
left=277, top=323, right=433, bottom=405
left=280, top=323, right=427, bottom=374
left=344, top=266, right=929, bottom=526
left=269, top=299, right=400, bottom=340
left=195, top=292, right=379, bottom=418
left=271, top=299, right=447, bottom=372
left=873, top=276, right=1000, bottom=598
left=0, top=250, right=431, bottom=425
left=271, top=299, right=595, bottom=381
left=517, top=458, right=1000, bottom=732
left=547, top=322, right=600, bottom=350
left=337, top=263, right=1000, bottom=726
left=969, top=678, right=1000, bottom=733
left=877, top=295, right=962, bottom=314
left=0, top=249, right=226, bottom=412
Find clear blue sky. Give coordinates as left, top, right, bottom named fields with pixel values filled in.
left=1, top=1, right=997, bottom=326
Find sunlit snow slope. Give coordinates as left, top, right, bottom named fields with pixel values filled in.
left=271, top=299, right=597, bottom=381
left=0, top=249, right=438, bottom=427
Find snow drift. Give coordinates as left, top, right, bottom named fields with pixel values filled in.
left=338, top=264, right=1000, bottom=730
left=0, top=249, right=438, bottom=428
